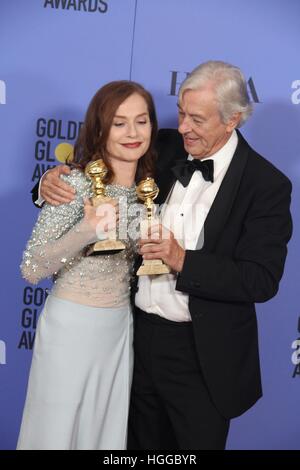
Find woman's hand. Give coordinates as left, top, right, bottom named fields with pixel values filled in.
left=82, top=198, right=119, bottom=242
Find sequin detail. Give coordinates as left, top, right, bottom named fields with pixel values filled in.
left=21, top=169, right=138, bottom=307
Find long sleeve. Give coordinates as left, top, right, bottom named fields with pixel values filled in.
left=31, top=179, right=41, bottom=206
left=176, top=177, right=293, bottom=303
left=21, top=170, right=94, bottom=285
left=31, top=172, right=47, bottom=207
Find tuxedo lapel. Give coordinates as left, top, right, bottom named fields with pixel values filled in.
left=197, top=132, right=250, bottom=252
left=153, top=129, right=188, bottom=205
left=155, top=156, right=187, bottom=205
left=155, top=170, right=177, bottom=205
left=153, top=129, right=250, bottom=252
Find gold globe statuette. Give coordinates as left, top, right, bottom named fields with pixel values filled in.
left=84, top=159, right=125, bottom=255
left=136, top=177, right=170, bottom=276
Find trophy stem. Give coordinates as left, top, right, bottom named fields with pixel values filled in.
left=145, top=198, right=153, bottom=220
left=85, top=158, right=125, bottom=256
left=136, top=177, right=171, bottom=276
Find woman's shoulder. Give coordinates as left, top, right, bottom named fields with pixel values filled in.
left=60, top=167, right=86, bottom=184
left=60, top=168, right=92, bottom=197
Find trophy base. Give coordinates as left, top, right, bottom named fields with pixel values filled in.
left=86, top=239, right=126, bottom=256
left=137, top=259, right=171, bottom=276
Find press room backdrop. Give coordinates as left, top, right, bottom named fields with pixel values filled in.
left=0, top=0, right=299, bottom=450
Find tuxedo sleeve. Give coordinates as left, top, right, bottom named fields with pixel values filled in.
left=31, top=180, right=40, bottom=206
left=176, top=178, right=293, bottom=303
left=31, top=170, right=51, bottom=207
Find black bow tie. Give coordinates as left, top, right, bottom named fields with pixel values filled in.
left=171, top=158, right=214, bottom=187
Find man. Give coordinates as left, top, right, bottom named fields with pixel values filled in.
left=32, top=61, right=292, bottom=449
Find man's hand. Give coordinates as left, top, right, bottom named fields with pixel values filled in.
left=41, top=165, right=76, bottom=206
left=139, top=224, right=186, bottom=273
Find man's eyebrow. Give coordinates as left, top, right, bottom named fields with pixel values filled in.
left=190, top=114, right=205, bottom=119
left=176, top=104, right=205, bottom=120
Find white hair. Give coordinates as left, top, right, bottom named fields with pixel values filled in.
left=179, top=60, right=253, bottom=127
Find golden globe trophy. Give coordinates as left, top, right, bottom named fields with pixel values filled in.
left=136, top=177, right=170, bottom=275
left=85, top=159, right=125, bottom=256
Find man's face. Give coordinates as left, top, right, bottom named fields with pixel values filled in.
left=178, top=85, right=239, bottom=159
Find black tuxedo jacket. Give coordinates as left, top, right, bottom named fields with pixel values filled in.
left=146, top=128, right=292, bottom=419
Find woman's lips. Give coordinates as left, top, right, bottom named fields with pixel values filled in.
left=121, top=142, right=142, bottom=148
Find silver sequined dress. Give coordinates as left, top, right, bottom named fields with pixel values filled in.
left=17, top=169, right=137, bottom=450
left=21, top=168, right=138, bottom=307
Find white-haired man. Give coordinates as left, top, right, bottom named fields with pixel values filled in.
left=33, top=61, right=292, bottom=449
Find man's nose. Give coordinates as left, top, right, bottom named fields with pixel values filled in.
left=178, top=115, right=191, bottom=134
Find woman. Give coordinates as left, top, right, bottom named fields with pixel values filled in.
left=17, top=81, right=158, bottom=450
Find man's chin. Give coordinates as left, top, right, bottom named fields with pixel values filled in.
left=184, top=142, right=202, bottom=154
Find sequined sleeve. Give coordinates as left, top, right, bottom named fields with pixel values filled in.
left=21, top=169, right=95, bottom=284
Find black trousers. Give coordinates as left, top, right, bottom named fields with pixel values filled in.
left=127, top=308, right=229, bottom=450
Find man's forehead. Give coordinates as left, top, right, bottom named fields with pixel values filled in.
left=178, top=89, right=217, bottom=113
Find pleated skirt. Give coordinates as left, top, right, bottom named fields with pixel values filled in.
left=17, top=294, right=133, bottom=450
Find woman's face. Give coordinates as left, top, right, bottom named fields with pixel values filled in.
left=106, top=93, right=152, bottom=163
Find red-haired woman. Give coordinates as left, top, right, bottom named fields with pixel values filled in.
left=17, top=81, right=157, bottom=450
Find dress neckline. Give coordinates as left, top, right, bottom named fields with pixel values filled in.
left=107, top=183, right=136, bottom=192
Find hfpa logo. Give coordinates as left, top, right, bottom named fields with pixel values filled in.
left=0, top=340, right=6, bottom=365
left=0, top=80, right=6, bottom=104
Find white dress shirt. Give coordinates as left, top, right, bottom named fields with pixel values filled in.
left=135, top=130, right=238, bottom=322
